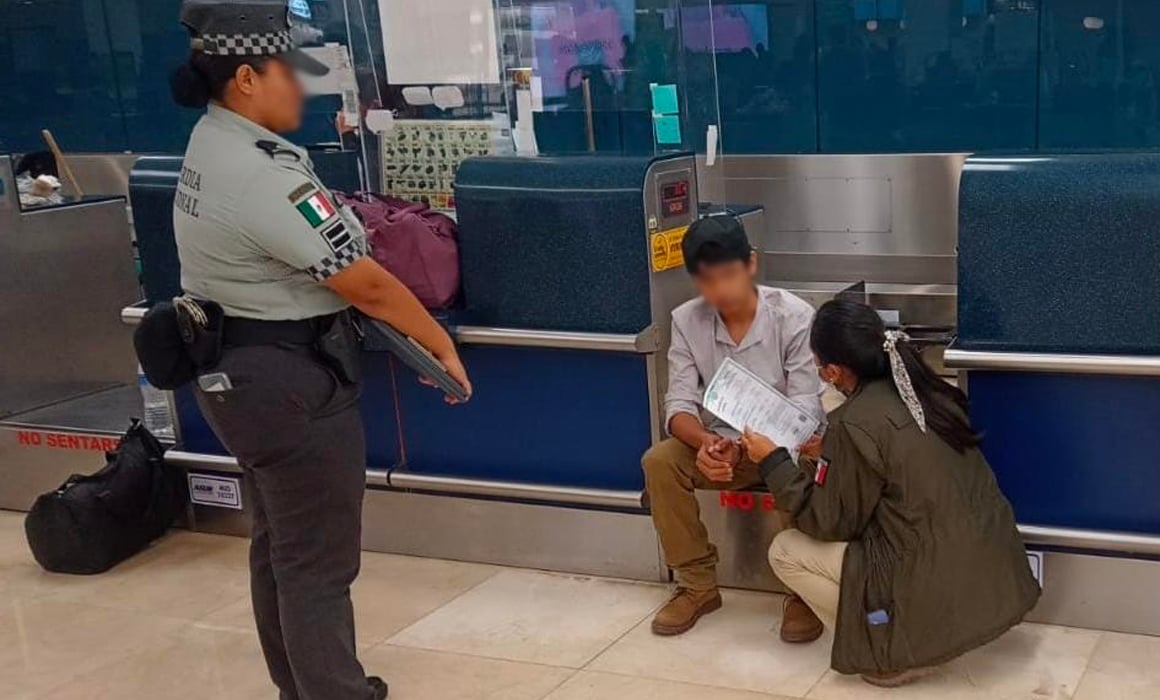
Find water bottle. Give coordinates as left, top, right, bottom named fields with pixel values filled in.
left=138, top=366, right=175, bottom=440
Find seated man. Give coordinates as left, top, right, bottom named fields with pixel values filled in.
left=642, top=215, right=825, bottom=639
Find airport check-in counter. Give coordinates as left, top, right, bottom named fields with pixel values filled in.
left=125, top=152, right=754, bottom=581
left=946, top=153, right=1160, bottom=635
left=0, top=155, right=142, bottom=511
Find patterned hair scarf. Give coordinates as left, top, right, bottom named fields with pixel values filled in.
left=883, top=330, right=927, bottom=432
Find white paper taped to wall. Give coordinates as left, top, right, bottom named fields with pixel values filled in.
left=432, top=86, right=466, bottom=110
left=364, top=110, right=395, bottom=134
left=379, top=0, right=500, bottom=85
left=401, top=86, right=434, bottom=106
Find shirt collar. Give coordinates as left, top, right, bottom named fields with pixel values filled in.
left=713, top=287, right=769, bottom=351
left=205, top=104, right=307, bottom=160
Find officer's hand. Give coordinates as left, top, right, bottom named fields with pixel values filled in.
left=420, top=351, right=472, bottom=404
left=697, top=434, right=735, bottom=483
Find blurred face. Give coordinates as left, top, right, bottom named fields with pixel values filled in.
left=231, top=58, right=305, bottom=133
left=691, top=253, right=758, bottom=314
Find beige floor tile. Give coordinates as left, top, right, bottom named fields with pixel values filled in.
left=0, top=597, right=187, bottom=698
left=360, top=645, right=575, bottom=700
left=1073, top=631, right=1160, bottom=700
left=35, top=625, right=274, bottom=700
left=807, top=623, right=1102, bottom=700
left=388, top=569, right=668, bottom=668
left=545, top=671, right=801, bottom=700
left=198, top=551, right=499, bottom=647
left=589, top=589, right=830, bottom=696
left=35, top=532, right=251, bottom=621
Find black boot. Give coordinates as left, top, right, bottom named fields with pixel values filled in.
left=368, top=676, right=389, bottom=699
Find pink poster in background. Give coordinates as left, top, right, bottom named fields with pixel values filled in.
left=681, top=5, right=756, bottom=53
left=536, top=3, right=626, bottom=97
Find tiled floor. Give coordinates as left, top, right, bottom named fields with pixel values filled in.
left=2, top=510, right=1158, bottom=700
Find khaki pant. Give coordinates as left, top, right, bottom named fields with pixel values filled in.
left=768, top=528, right=848, bottom=630
left=642, top=438, right=764, bottom=590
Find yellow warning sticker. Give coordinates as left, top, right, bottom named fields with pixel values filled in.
left=650, top=226, right=688, bottom=272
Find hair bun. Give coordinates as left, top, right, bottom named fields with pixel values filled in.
left=170, top=61, right=210, bottom=109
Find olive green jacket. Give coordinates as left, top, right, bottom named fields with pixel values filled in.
left=760, top=379, right=1040, bottom=674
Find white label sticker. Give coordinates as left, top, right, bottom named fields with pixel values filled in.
left=189, top=474, right=243, bottom=510
left=1027, top=551, right=1044, bottom=587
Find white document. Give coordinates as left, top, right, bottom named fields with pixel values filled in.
left=703, top=358, right=819, bottom=449
left=379, top=0, right=500, bottom=85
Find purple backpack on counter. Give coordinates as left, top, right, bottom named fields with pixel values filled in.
left=336, top=192, right=460, bottom=309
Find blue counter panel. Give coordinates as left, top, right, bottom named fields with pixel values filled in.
left=175, top=352, right=403, bottom=469
left=393, top=345, right=652, bottom=491
left=969, top=371, right=1160, bottom=535
left=958, top=153, right=1160, bottom=354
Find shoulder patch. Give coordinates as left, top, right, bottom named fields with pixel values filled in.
left=320, top=220, right=352, bottom=252
left=292, top=188, right=338, bottom=228
left=287, top=182, right=315, bottom=203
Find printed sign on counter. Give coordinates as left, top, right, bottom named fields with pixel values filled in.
left=1027, top=550, right=1044, bottom=587
left=650, top=226, right=688, bottom=272
left=189, top=474, right=242, bottom=510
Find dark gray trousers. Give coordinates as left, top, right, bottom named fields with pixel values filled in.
left=196, top=345, right=372, bottom=700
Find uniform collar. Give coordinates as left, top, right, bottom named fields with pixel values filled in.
left=205, top=104, right=307, bottom=160
left=713, top=287, right=768, bottom=351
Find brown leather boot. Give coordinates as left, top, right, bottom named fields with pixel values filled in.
left=779, top=594, right=824, bottom=643
left=860, top=667, right=935, bottom=688
left=651, top=587, right=723, bottom=636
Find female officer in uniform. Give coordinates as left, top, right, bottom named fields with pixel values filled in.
left=169, top=2, right=471, bottom=698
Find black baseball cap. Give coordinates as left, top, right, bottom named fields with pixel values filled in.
left=180, top=0, right=329, bottom=76
left=681, top=215, right=753, bottom=274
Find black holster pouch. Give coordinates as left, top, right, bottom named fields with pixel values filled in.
left=316, top=312, right=362, bottom=385
left=133, top=299, right=224, bottom=390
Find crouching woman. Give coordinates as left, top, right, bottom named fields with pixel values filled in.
left=741, top=300, right=1040, bottom=687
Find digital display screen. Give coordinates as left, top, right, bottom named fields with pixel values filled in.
left=661, top=179, right=691, bottom=219
left=662, top=181, right=689, bottom=200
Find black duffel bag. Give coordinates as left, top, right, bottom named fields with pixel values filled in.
left=24, top=420, right=188, bottom=574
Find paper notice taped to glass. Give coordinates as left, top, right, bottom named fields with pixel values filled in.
left=703, top=358, right=819, bottom=449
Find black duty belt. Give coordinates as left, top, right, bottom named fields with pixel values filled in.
left=222, top=313, right=339, bottom=348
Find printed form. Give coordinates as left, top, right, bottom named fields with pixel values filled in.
left=703, top=358, right=819, bottom=449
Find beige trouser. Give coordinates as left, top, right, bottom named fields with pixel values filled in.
left=768, top=528, right=848, bottom=630
left=642, top=438, right=764, bottom=590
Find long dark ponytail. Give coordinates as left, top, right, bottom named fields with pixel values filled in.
left=810, top=299, right=981, bottom=453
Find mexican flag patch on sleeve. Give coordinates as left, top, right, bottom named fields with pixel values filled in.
left=295, top=190, right=337, bottom=227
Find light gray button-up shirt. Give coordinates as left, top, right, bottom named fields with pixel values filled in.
left=664, top=285, right=825, bottom=437
left=174, top=105, right=368, bottom=320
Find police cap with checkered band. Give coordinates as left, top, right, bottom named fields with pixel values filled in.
left=180, top=0, right=329, bottom=76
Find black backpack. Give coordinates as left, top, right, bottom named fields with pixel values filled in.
left=24, top=421, right=188, bottom=574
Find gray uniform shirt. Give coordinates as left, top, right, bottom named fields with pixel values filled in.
left=664, top=286, right=825, bottom=437
left=174, top=105, right=368, bottom=320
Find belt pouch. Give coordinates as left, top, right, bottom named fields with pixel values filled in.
left=316, top=312, right=361, bottom=385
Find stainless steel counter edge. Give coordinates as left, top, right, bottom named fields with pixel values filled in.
left=453, top=325, right=658, bottom=353
left=1019, top=524, right=1160, bottom=557
left=388, top=471, right=645, bottom=509
left=944, top=346, right=1160, bottom=376
left=164, top=450, right=640, bottom=508
left=121, top=308, right=658, bottom=354
left=164, top=450, right=391, bottom=485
